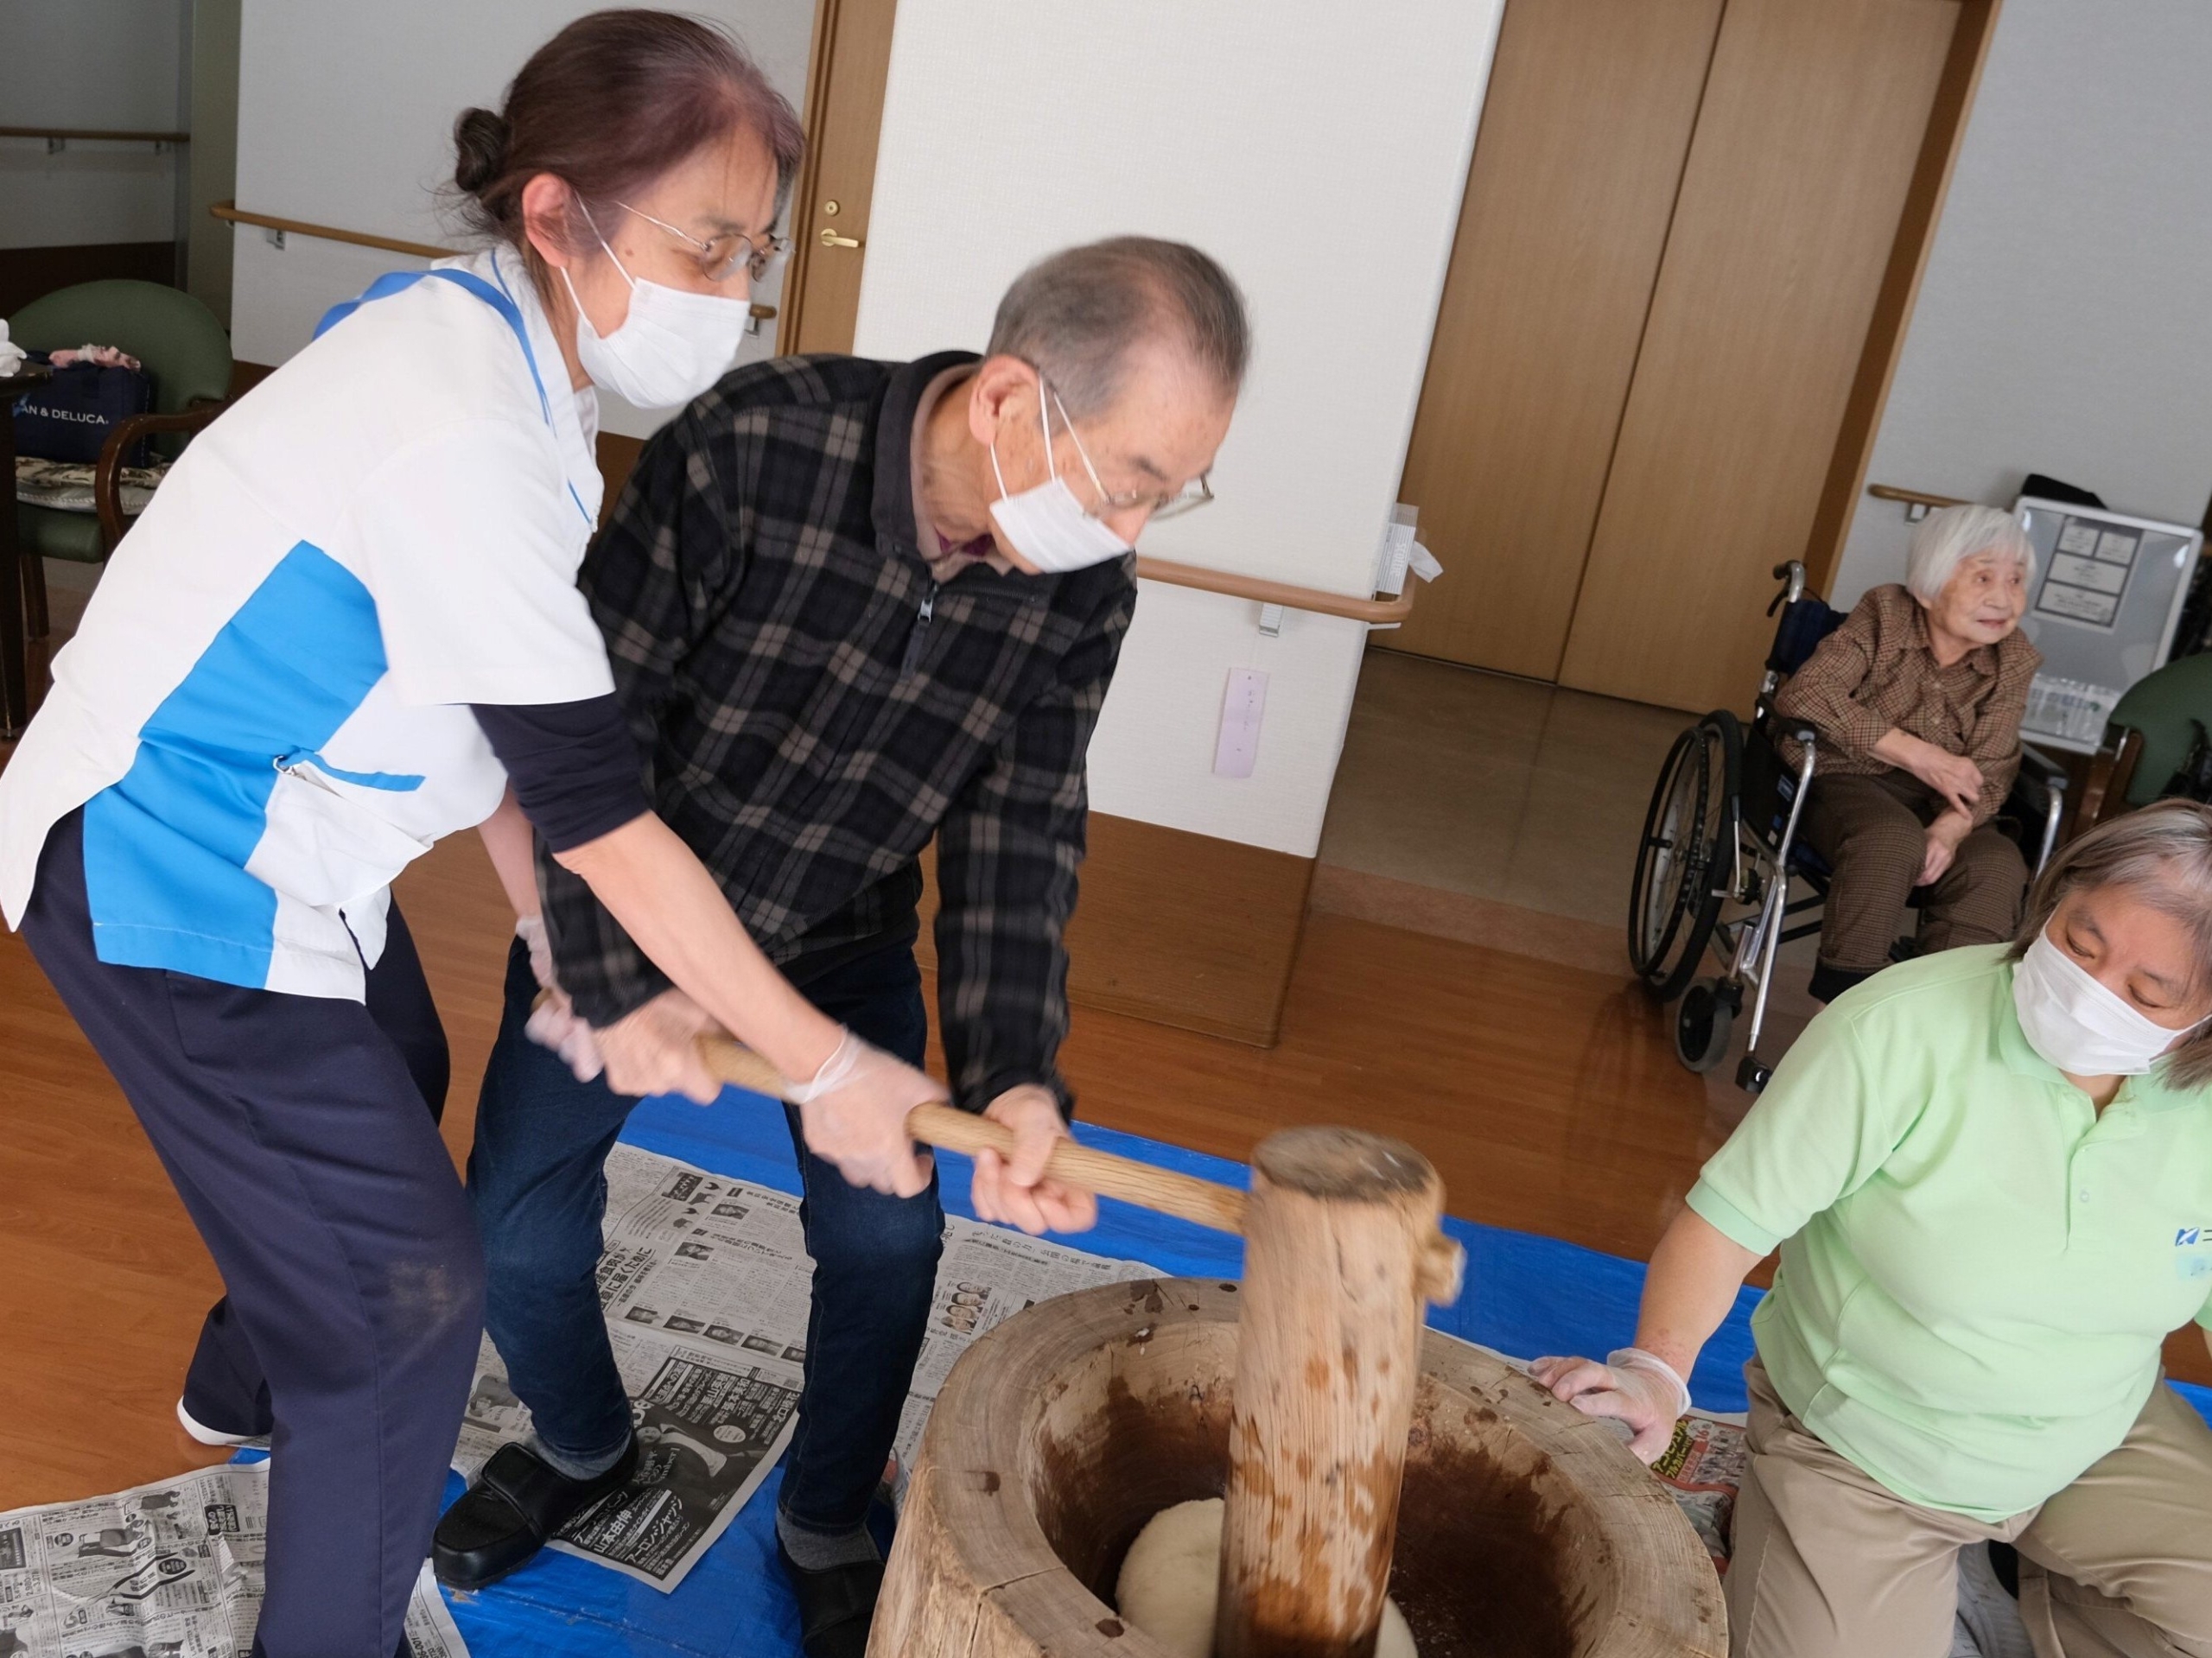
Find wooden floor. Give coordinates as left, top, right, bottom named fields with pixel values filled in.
left=5, top=833, right=2206, bottom=1513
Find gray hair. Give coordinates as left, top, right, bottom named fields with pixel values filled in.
left=1905, top=504, right=2037, bottom=605
left=986, top=237, right=1249, bottom=419
left=2012, top=801, right=2212, bottom=1088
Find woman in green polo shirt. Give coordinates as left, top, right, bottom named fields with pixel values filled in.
left=1536, top=801, right=2212, bottom=1658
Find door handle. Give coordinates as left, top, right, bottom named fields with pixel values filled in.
left=819, top=228, right=863, bottom=249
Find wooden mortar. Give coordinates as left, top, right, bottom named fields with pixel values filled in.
left=870, top=1280, right=1724, bottom=1658
left=675, top=1035, right=1719, bottom=1656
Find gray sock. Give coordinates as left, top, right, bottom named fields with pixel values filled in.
left=777, top=1506, right=881, bottom=1571
left=529, top=1432, right=629, bottom=1483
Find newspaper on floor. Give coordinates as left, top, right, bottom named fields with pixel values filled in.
left=0, top=1459, right=465, bottom=1658
left=454, top=1143, right=1160, bottom=1591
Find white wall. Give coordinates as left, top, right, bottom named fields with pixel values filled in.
left=0, top=0, right=188, bottom=250
left=855, top=3, right=1503, bottom=856
left=1831, top=0, right=2212, bottom=608
left=227, top=0, right=814, bottom=429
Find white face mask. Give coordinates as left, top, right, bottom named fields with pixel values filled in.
left=2012, top=927, right=2200, bottom=1077
left=562, top=211, right=750, bottom=410
left=987, top=379, right=1132, bottom=574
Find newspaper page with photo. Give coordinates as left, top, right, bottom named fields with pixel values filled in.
left=890, top=1221, right=1172, bottom=1477
left=0, top=1460, right=465, bottom=1658
left=454, top=1144, right=1162, bottom=1590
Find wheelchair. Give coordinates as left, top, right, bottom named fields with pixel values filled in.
left=1627, top=562, right=2067, bottom=1094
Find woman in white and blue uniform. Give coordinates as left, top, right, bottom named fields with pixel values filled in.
left=0, top=16, right=944, bottom=1655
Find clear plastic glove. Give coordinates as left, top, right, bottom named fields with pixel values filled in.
left=1527, top=1347, right=1691, bottom=1463
left=788, top=1031, right=947, bottom=1198
left=524, top=988, right=607, bottom=1083
left=515, top=917, right=608, bottom=1083
left=969, top=1084, right=1097, bottom=1236
left=515, top=914, right=556, bottom=991
left=594, top=989, right=723, bottom=1104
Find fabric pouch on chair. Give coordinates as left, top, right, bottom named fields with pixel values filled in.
left=11, top=354, right=155, bottom=466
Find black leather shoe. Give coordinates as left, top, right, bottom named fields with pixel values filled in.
left=776, top=1534, right=884, bottom=1658
left=433, top=1437, right=638, bottom=1591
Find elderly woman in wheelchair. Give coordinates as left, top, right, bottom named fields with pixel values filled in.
left=1775, top=505, right=2043, bottom=1003
left=1631, top=505, right=2063, bottom=1091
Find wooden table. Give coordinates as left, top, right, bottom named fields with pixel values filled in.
left=0, top=363, right=52, bottom=742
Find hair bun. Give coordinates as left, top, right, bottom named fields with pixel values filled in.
left=453, top=107, right=511, bottom=196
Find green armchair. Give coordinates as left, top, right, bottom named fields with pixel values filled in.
left=10, top=279, right=232, bottom=675
left=2075, top=651, right=2212, bottom=829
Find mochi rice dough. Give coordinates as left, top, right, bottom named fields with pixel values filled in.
left=1115, top=1497, right=1418, bottom=1658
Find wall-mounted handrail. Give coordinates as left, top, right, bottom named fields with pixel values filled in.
left=1867, top=483, right=1970, bottom=511
left=1133, top=556, right=1416, bottom=625
left=0, top=125, right=190, bottom=144
left=209, top=200, right=778, bottom=319
left=207, top=204, right=779, bottom=321
left=207, top=205, right=1402, bottom=621
left=212, top=199, right=446, bottom=260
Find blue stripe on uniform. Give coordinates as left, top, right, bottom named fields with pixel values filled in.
left=82, top=541, right=397, bottom=986
left=316, top=267, right=592, bottom=525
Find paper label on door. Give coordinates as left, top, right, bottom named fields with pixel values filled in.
left=1214, top=667, right=1268, bottom=778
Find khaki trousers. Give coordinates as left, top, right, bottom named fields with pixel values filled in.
left=1796, top=770, right=2028, bottom=975
left=1726, top=1360, right=2212, bottom=1657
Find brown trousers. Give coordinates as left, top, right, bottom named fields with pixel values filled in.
left=1726, top=1359, right=2212, bottom=1657
left=1796, top=770, right=2027, bottom=975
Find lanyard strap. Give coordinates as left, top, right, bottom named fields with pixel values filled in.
left=315, top=267, right=589, bottom=523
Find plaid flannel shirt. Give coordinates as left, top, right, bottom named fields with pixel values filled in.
left=539, top=351, right=1136, bottom=1112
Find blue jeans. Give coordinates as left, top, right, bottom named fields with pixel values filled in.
left=467, top=937, right=944, bottom=1540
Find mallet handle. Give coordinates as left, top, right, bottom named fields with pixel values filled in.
left=697, top=1032, right=1462, bottom=1301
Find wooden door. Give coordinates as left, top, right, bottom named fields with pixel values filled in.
left=1384, top=0, right=1725, bottom=680
left=780, top=0, right=899, bottom=354
left=1557, top=0, right=1967, bottom=710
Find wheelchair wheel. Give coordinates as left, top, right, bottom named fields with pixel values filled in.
left=1629, top=711, right=1741, bottom=1001
left=1675, top=977, right=1738, bottom=1073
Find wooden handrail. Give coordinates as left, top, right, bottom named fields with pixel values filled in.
left=208, top=200, right=777, bottom=319
left=1133, top=556, right=1417, bottom=625
left=212, top=199, right=446, bottom=260
left=202, top=206, right=1395, bottom=627
left=1867, top=483, right=1971, bottom=511
left=0, top=125, right=190, bottom=144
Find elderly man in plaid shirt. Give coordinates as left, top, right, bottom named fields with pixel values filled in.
left=435, top=238, right=1248, bottom=1654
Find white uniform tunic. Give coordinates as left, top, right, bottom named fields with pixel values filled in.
left=0, top=246, right=613, bottom=999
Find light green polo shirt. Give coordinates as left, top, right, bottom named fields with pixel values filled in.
left=1688, top=944, right=2212, bottom=1521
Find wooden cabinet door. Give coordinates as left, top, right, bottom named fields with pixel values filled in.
left=1557, top=0, right=1964, bottom=712
left=1384, top=0, right=1724, bottom=681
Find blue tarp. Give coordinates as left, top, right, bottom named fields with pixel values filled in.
left=429, top=1088, right=2212, bottom=1655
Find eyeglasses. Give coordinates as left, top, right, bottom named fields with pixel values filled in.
left=613, top=200, right=788, bottom=283
left=1109, top=472, right=1213, bottom=520
left=1039, top=375, right=1216, bottom=522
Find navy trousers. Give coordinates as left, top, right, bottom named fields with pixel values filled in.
left=22, top=810, right=483, bottom=1658
left=468, top=934, right=944, bottom=1542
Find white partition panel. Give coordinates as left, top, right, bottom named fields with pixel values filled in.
left=855, top=3, right=1504, bottom=854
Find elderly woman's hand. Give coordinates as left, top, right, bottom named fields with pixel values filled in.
left=1875, top=728, right=1984, bottom=816
left=1918, top=810, right=1972, bottom=886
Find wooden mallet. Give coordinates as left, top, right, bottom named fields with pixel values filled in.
left=690, top=1032, right=1464, bottom=1304
left=696, top=1032, right=1465, bottom=1658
